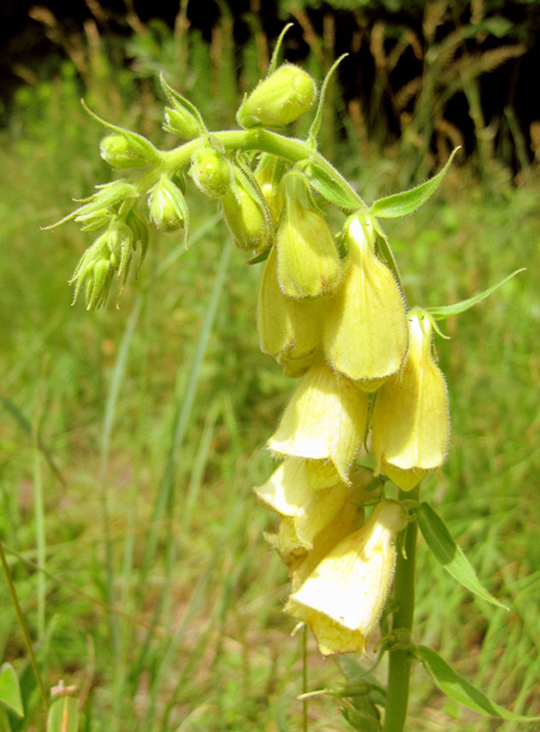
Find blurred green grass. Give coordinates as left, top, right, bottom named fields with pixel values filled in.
left=1, top=59, right=540, bottom=732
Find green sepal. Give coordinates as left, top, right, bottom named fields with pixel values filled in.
left=302, top=162, right=364, bottom=209
left=416, top=645, right=540, bottom=720
left=416, top=502, right=508, bottom=609
left=369, top=148, right=459, bottom=218
left=267, top=23, right=294, bottom=76
left=307, top=54, right=348, bottom=149
left=246, top=247, right=271, bottom=265
left=159, top=73, right=207, bottom=137
left=47, top=695, right=79, bottom=732
left=82, top=100, right=161, bottom=167
left=426, top=269, right=525, bottom=321
left=0, top=664, right=24, bottom=718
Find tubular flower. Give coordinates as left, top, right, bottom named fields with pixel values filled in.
left=222, top=166, right=272, bottom=251
left=324, top=214, right=408, bottom=389
left=257, top=246, right=322, bottom=360
left=267, top=359, right=368, bottom=483
left=285, top=500, right=408, bottom=656
left=372, top=309, right=450, bottom=490
left=276, top=173, right=341, bottom=299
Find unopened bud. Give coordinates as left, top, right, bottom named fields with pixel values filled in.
left=190, top=145, right=231, bottom=200
left=267, top=359, right=368, bottom=484
left=285, top=500, right=407, bottom=656
left=254, top=154, right=284, bottom=223
left=148, top=175, right=187, bottom=232
left=372, top=310, right=450, bottom=490
left=276, top=173, right=341, bottom=299
left=324, top=215, right=408, bottom=388
left=100, top=132, right=160, bottom=169
left=237, top=64, right=316, bottom=129
left=164, top=107, right=202, bottom=140
left=222, top=166, right=272, bottom=251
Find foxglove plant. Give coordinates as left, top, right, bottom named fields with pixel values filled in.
left=47, top=25, right=531, bottom=732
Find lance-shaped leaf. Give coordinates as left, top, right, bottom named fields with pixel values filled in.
left=47, top=695, right=79, bottom=732
left=426, top=269, right=525, bottom=321
left=0, top=664, right=23, bottom=717
left=307, top=54, right=348, bottom=147
left=417, top=645, right=540, bottom=720
left=303, top=162, right=366, bottom=210
left=417, top=502, right=508, bottom=609
left=369, top=148, right=459, bottom=218
left=267, top=23, right=294, bottom=76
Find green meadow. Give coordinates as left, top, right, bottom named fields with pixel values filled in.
left=1, top=28, right=540, bottom=731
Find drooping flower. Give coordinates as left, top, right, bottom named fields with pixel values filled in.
left=372, top=309, right=450, bottom=490
left=324, top=214, right=408, bottom=390
left=267, top=359, right=368, bottom=484
left=285, top=500, right=408, bottom=656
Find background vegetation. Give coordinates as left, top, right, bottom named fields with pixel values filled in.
left=1, top=3, right=540, bottom=730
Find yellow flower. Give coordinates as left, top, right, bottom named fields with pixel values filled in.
left=257, top=246, right=322, bottom=360
left=372, top=309, right=450, bottom=490
left=285, top=500, right=407, bottom=656
left=267, top=359, right=368, bottom=483
left=276, top=173, right=341, bottom=299
left=324, top=215, right=408, bottom=388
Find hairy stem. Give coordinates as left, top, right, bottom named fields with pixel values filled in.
left=383, top=485, right=420, bottom=732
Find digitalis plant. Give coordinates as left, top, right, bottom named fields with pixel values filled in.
left=47, top=25, right=531, bottom=732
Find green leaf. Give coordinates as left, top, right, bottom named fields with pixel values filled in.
left=307, top=54, right=348, bottom=146
left=268, top=23, right=294, bottom=76
left=426, top=269, right=525, bottom=321
left=417, top=646, right=540, bottom=720
left=159, top=73, right=207, bottom=135
left=417, top=503, right=508, bottom=609
left=304, top=163, right=364, bottom=209
left=370, top=148, right=459, bottom=218
left=47, top=696, right=79, bottom=732
left=0, top=665, right=23, bottom=718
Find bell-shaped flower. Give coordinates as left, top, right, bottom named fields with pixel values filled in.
left=276, top=173, right=341, bottom=299
left=372, top=309, right=450, bottom=491
left=258, top=246, right=322, bottom=360
left=267, top=359, right=368, bottom=483
left=285, top=500, right=408, bottom=656
left=324, top=215, right=408, bottom=389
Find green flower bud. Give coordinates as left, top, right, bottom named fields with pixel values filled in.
left=164, top=107, right=202, bottom=141
left=324, top=215, right=409, bottom=387
left=100, top=132, right=160, bottom=169
left=372, top=310, right=450, bottom=490
left=276, top=172, right=341, bottom=299
left=267, top=359, right=368, bottom=484
left=190, top=145, right=231, bottom=200
left=148, top=175, right=187, bottom=232
left=285, top=500, right=407, bottom=656
left=237, top=64, right=317, bottom=129
left=222, top=166, right=272, bottom=251
left=257, top=246, right=322, bottom=358
left=254, top=154, right=284, bottom=223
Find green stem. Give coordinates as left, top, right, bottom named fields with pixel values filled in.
left=0, top=537, right=49, bottom=712
left=383, top=485, right=420, bottom=732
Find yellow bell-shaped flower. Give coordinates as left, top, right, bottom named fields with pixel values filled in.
left=267, top=359, right=368, bottom=483
left=276, top=173, right=341, bottom=299
left=285, top=499, right=407, bottom=656
left=257, top=246, right=322, bottom=360
left=324, top=215, right=408, bottom=389
left=372, top=309, right=450, bottom=490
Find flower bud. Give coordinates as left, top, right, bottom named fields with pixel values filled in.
left=148, top=175, right=187, bottom=232
left=164, top=106, right=202, bottom=140
left=257, top=246, right=322, bottom=359
left=267, top=359, right=368, bottom=484
left=100, top=132, right=160, bottom=169
left=254, top=154, right=284, bottom=223
left=237, top=64, right=317, bottom=129
left=285, top=500, right=408, bottom=656
left=222, top=166, right=272, bottom=251
left=372, top=310, right=450, bottom=490
left=276, top=173, right=341, bottom=299
left=190, top=145, right=231, bottom=200
left=324, top=215, right=408, bottom=388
